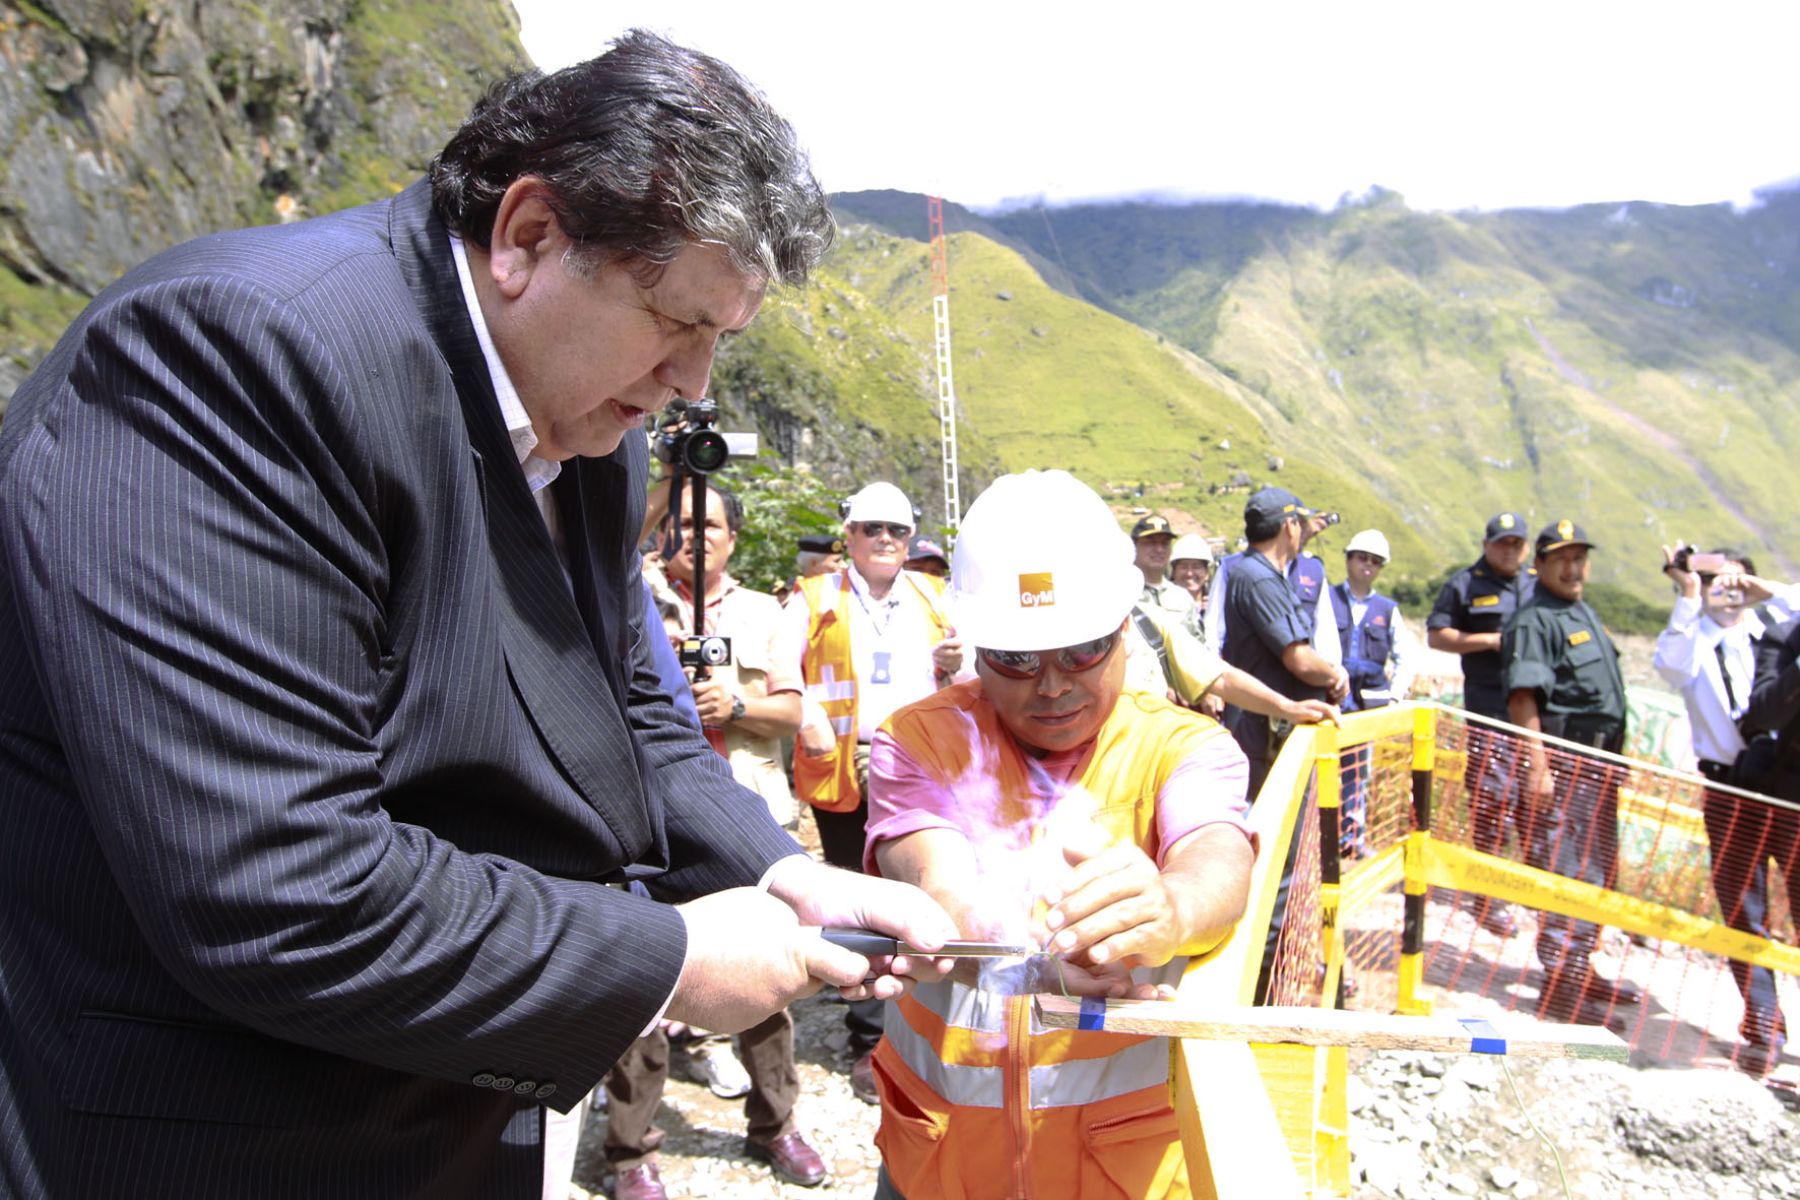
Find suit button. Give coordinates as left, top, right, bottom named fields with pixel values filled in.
left=493, top=1075, right=516, bottom=1091
left=513, top=1080, right=537, bottom=1095
left=534, top=1083, right=557, bottom=1100
left=472, top=1072, right=496, bottom=1088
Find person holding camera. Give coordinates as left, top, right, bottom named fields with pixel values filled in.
left=610, top=482, right=828, bottom=1194
left=1657, top=545, right=1800, bottom=1074
left=779, top=481, right=966, bottom=1103
left=1503, top=520, right=1642, bottom=1026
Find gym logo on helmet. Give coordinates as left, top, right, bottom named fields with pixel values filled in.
left=1018, top=572, right=1056, bottom=608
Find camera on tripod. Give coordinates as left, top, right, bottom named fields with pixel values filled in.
left=653, top=399, right=758, bottom=476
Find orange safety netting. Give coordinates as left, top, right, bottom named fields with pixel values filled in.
left=1259, top=705, right=1800, bottom=1081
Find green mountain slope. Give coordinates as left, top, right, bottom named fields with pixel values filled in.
left=830, top=188, right=1800, bottom=601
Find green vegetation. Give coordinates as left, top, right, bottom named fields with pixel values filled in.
left=834, top=190, right=1800, bottom=606
left=712, top=459, right=845, bottom=596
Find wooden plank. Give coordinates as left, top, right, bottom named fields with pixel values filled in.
left=1176, top=1040, right=1307, bottom=1200
left=1035, top=995, right=1627, bottom=1061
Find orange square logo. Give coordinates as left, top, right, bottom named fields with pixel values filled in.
left=1018, top=572, right=1056, bottom=608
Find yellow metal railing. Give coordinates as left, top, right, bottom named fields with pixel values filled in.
left=1173, top=699, right=1800, bottom=1198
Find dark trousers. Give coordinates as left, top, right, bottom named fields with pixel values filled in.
left=1523, top=754, right=1621, bottom=992
left=1466, top=720, right=1520, bottom=855
left=602, top=1010, right=799, bottom=1167
left=1702, top=780, right=1800, bottom=1039
left=811, top=754, right=885, bottom=1055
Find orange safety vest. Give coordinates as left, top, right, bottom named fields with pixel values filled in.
left=792, top=568, right=952, bottom=814
left=872, top=681, right=1233, bottom=1199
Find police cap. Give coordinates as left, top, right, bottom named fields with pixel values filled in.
left=1534, top=519, right=1596, bottom=556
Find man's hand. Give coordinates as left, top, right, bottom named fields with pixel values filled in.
left=1325, top=664, right=1351, bottom=704
left=1196, top=692, right=1226, bottom=719
left=1030, top=955, right=1174, bottom=1001
left=932, top=634, right=964, bottom=679
left=797, top=718, right=835, bottom=757
left=1284, top=698, right=1339, bottom=725
left=1525, top=765, right=1557, bottom=815
left=1662, top=545, right=1699, bottom=598
left=668, top=888, right=861, bottom=1033
left=690, top=676, right=735, bottom=727
left=1038, top=827, right=1189, bottom=970
left=1716, top=570, right=1777, bottom=605
left=764, top=857, right=959, bottom=997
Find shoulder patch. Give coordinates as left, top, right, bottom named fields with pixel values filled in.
left=1471, top=594, right=1501, bottom=608
left=1567, top=629, right=1592, bottom=646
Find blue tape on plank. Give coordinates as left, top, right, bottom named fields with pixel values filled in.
left=1078, top=998, right=1108, bottom=1031
left=1459, top=1017, right=1506, bottom=1055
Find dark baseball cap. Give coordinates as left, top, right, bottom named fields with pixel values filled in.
left=1535, top=519, right=1596, bottom=556
left=1484, top=512, right=1528, bottom=542
left=905, top=534, right=948, bottom=565
left=1130, top=514, right=1174, bottom=540
left=1244, top=487, right=1316, bottom=529
left=797, top=533, right=845, bottom=554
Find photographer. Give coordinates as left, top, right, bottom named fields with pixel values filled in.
left=1659, top=544, right=1800, bottom=1074
left=621, top=481, right=830, bottom=1193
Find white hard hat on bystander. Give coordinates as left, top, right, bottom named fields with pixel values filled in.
left=1345, top=529, right=1391, bottom=562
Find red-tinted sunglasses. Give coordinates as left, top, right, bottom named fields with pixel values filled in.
left=976, top=630, right=1120, bottom=680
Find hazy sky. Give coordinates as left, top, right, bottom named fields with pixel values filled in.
left=513, top=1, right=1796, bottom=214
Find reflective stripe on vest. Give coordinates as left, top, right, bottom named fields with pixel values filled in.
left=875, top=684, right=1227, bottom=1194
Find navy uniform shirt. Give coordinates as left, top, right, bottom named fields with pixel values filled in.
left=1221, top=549, right=1326, bottom=761
left=1502, top=592, right=1626, bottom=739
left=1427, top=558, right=1536, bottom=717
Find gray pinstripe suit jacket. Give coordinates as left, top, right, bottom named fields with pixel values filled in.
left=0, top=181, right=800, bottom=1197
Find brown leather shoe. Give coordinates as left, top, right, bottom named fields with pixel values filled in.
left=611, top=1162, right=668, bottom=1200
left=850, top=1049, right=879, bottom=1105
left=746, top=1131, right=829, bottom=1187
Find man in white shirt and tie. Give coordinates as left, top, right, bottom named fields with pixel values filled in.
left=1654, top=545, right=1800, bottom=1075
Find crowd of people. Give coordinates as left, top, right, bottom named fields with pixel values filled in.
left=2, top=21, right=1797, bottom=1200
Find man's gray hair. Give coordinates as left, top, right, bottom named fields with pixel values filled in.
left=430, top=29, right=834, bottom=287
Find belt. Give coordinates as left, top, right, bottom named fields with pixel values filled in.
left=1698, top=759, right=1735, bottom=784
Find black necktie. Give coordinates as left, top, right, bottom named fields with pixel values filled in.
left=1716, top=639, right=1739, bottom=715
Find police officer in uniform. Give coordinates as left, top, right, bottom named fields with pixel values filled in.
left=1503, top=519, right=1643, bottom=1024
left=1428, top=511, right=1536, bottom=936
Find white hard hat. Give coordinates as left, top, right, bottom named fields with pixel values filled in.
left=1170, top=533, right=1215, bottom=564
left=1345, top=529, right=1391, bottom=561
left=843, top=481, right=915, bottom=527
left=951, top=470, right=1141, bottom=652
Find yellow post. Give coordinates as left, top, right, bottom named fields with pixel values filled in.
left=1397, top=706, right=1438, bottom=1016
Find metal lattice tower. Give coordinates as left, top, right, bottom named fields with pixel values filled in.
left=926, top=195, right=961, bottom=530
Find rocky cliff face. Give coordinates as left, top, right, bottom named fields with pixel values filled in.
left=0, top=0, right=526, bottom=403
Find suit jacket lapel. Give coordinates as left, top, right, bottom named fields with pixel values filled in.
left=387, top=181, right=653, bottom=860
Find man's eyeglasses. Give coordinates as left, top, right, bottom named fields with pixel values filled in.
left=855, top=522, right=912, bottom=541
left=976, top=630, right=1120, bottom=680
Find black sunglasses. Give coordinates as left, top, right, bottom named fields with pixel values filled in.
left=855, top=521, right=912, bottom=541
left=976, top=630, right=1120, bottom=681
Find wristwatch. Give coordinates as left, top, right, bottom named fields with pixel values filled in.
left=729, top=694, right=747, bottom=723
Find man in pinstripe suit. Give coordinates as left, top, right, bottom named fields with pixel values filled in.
left=0, top=31, right=951, bottom=1199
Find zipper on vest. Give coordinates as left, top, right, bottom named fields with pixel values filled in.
left=1006, top=992, right=1031, bottom=1198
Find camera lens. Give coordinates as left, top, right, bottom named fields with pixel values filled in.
left=701, top=637, right=730, bottom=666
left=684, top=430, right=730, bottom=474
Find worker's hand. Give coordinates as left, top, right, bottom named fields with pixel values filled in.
left=765, top=857, right=959, bottom=997
left=932, top=634, right=964, bottom=678
left=1285, top=698, right=1339, bottom=725
left=1031, top=955, right=1175, bottom=1001
left=1325, top=665, right=1351, bottom=705
left=1196, top=692, right=1226, bottom=719
left=797, top=717, right=836, bottom=757
left=1039, top=826, right=1189, bottom=970
left=690, top=677, right=735, bottom=727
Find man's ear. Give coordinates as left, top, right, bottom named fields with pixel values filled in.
left=487, top=177, right=566, bottom=300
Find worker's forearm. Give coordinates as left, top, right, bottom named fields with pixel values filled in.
left=1160, top=826, right=1255, bottom=957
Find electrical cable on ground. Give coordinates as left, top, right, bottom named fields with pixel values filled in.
left=1500, top=1057, right=1574, bottom=1200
